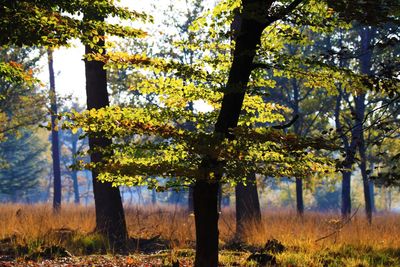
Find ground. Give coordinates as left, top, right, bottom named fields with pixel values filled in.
left=0, top=204, right=399, bottom=266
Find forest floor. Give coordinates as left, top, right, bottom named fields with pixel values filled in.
left=0, top=204, right=400, bottom=266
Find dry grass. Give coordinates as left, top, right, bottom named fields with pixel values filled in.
left=1, top=204, right=400, bottom=249
left=1, top=204, right=400, bottom=265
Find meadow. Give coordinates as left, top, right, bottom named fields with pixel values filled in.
left=0, top=204, right=400, bottom=266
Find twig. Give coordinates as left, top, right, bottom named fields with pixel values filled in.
left=315, top=205, right=360, bottom=243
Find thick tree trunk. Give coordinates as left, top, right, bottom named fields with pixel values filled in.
left=193, top=180, right=219, bottom=267
left=192, top=0, right=305, bottom=265
left=84, top=13, right=128, bottom=252
left=193, top=1, right=272, bottom=266
left=48, top=49, right=62, bottom=212
left=230, top=5, right=263, bottom=234
left=235, top=172, right=261, bottom=240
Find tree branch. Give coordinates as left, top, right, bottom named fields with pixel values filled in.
left=265, top=0, right=306, bottom=26
left=272, top=114, right=299, bottom=129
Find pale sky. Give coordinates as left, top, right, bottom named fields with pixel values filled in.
left=37, top=1, right=216, bottom=106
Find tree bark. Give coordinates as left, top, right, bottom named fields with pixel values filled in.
left=341, top=171, right=352, bottom=216
left=358, top=26, right=373, bottom=223
left=335, top=92, right=353, bottom=218
left=231, top=4, right=263, bottom=236
left=188, top=186, right=194, bottom=213
left=193, top=180, right=219, bottom=267
left=235, top=172, right=261, bottom=240
left=71, top=135, right=80, bottom=204
left=84, top=13, right=128, bottom=252
left=292, top=79, right=304, bottom=215
left=192, top=0, right=306, bottom=265
left=193, top=1, right=273, bottom=266
left=47, top=48, right=62, bottom=212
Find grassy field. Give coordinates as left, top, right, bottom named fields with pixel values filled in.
left=0, top=204, right=399, bottom=266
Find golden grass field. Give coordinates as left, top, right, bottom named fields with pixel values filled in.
left=1, top=204, right=400, bottom=266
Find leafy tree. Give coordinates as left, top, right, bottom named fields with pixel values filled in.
left=0, top=47, right=45, bottom=144
left=64, top=1, right=340, bottom=265
left=0, top=0, right=148, bottom=251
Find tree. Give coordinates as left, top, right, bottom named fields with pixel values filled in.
left=47, top=48, right=62, bottom=212
left=1, top=0, right=148, bottom=251
left=62, top=0, right=399, bottom=266
left=64, top=1, right=338, bottom=266
left=59, top=102, right=89, bottom=204
left=83, top=10, right=129, bottom=252
left=0, top=47, right=45, bottom=144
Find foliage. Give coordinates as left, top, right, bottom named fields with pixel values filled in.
left=60, top=0, right=353, bottom=191
left=0, top=47, right=46, bottom=143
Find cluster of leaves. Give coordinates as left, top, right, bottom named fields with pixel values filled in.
left=58, top=0, right=352, bottom=190
left=62, top=105, right=336, bottom=189
left=0, top=0, right=149, bottom=47
left=0, top=47, right=46, bottom=142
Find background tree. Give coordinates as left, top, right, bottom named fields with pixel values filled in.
left=47, top=48, right=62, bottom=212
left=0, top=129, right=48, bottom=202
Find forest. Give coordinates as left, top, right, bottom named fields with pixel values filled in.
left=0, top=0, right=399, bottom=266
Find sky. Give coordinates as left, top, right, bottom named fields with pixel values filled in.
left=36, top=0, right=216, bottom=105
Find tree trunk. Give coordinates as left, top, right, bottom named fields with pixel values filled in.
left=360, top=144, right=372, bottom=223
left=151, top=188, right=157, bottom=205
left=235, top=172, right=261, bottom=240
left=292, top=79, right=304, bottom=215
left=47, top=48, right=62, bottom=212
left=193, top=1, right=273, bottom=265
left=188, top=186, right=194, bottom=213
left=71, top=134, right=80, bottom=204
left=335, top=92, right=355, bottom=218
left=295, top=178, right=304, bottom=215
left=358, top=26, right=373, bottom=223
left=193, top=180, right=219, bottom=267
left=84, top=12, right=128, bottom=252
left=230, top=6, right=263, bottom=232
left=341, top=171, right=352, bottom=216
left=369, top=182, right=376, bottom=212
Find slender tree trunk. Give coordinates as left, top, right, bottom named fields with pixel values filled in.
left=235, top=172, right=261, bottom=240
left=369, top=182, right=376, bottom=212
left=218, top=184, right=223, bottom=213
left=47, top=49, right=62, bottom=212
left=84, top=12, right=128, bottom=252
left=335, top=93, right=353, bottom=218
left=292, top=79, right=304, bottom=215
left=359, top=143, right=372, bottom=223
left=151, top=188, right=157, bottom=205
left=71, top=134, right=80, bottom=204
left=188, top=186, right=194, bottom=213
